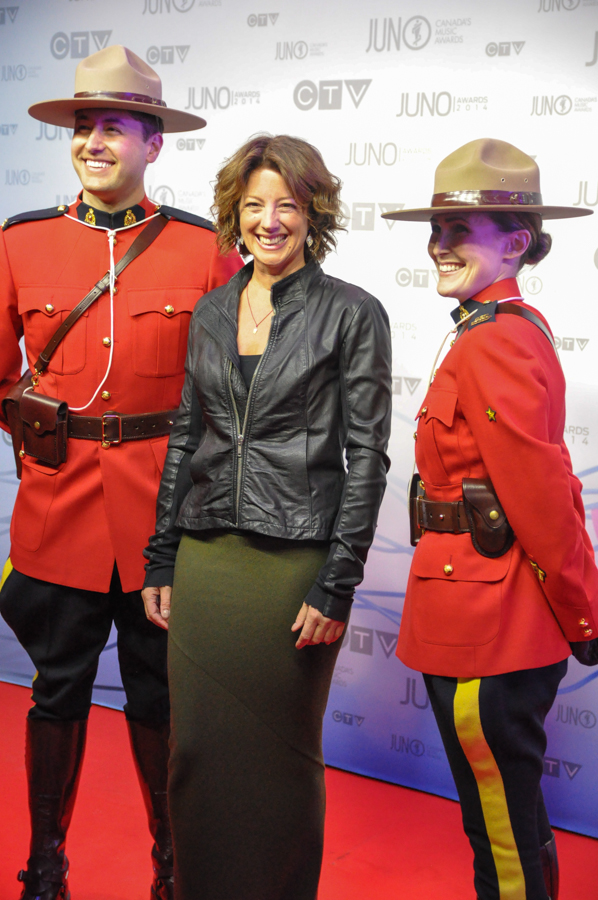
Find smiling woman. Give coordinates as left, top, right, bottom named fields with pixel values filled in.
left=383, top=138, right=597, bottom=900
left=142, top=134, right=392, bottom=900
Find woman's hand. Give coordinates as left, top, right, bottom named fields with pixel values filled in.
left=291, top=603, right=345, bottom=649
left=141, top=586, right=172, bottom=631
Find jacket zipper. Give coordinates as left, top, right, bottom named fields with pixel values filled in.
left=228, top=354, right=265, bottom=525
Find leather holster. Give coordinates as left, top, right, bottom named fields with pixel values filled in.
left=462, top=478, right=514, bottom=558
left=20, top=388, right=68, bottom=469
left=2, top=370, right=33, bottom=478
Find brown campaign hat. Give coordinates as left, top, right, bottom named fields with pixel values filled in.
left=28, top=44, right=205, bottom=133
left=382, top=138, right=593, bottom=221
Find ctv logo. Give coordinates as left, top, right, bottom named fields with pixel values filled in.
left=544, top=757, right=583, bottom=779
left=486, top=41, right=525, bottom=56
left=176, top=138, right=205, bottom=151
left=332, top=710, right=365, bottom=726
left=0, top=6, right=19, bottom=25
left=51, top=31, right=113, bottom=60
left=392, top=377, right=422, bottom=396
left=294, top=79, right=372, bottom=110
left=339, top=202, right=403, bottom=231
left=147, top=46, right=190, bottom=64
left=247, top=13, right=279, bottom=26
left=341, top=624, right=400, bottom=658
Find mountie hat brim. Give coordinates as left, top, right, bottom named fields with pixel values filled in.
left=28, top=97, right=205, bottom=133
left=382, top=204, right=593, bottom=222
left=27, top=45, right=205, bottom=133
left=382, top=138, right=594, bottom=222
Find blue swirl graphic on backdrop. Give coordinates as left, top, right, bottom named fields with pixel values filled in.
left=557, top=669, right=598, bottom=694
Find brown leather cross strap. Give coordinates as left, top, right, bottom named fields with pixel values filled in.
left=68, top=409, right=177, bottom=445
left=34, top=213, right=169, bottom=375
left=496, top=303, right=557, bottom=352
left=415, top=497, right=470, bottom=534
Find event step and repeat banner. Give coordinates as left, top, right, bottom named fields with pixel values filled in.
left=1, top=0, right=597, bottom=838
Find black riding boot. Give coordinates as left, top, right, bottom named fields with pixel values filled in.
left=17, top=718, right=87, bottom=900
left=127, top=720, right=174, bottom=900
left=540, top=833, right=559, bottom=900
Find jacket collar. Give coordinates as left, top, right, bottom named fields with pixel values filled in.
left=196, top=258, right=322, bottom=366
left=75, top=192, right=157, bottom=230
left=450, top=277, right=522, bottom=324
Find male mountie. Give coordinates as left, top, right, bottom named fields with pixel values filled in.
left=0, top=45, right=241, bottom=900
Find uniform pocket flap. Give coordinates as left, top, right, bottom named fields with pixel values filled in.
left=412, top=533, right=512, bottom=582
left=18, top=286, right=91, bottom=317
left=128, top=288, right=201, bottom=318
left=417, top=389, right=458, bottom=428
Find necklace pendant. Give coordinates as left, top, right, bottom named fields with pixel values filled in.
left=253, top=327, right=258, bottom=334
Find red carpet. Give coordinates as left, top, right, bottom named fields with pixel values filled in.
left=1, top=681, right=597, bottom=900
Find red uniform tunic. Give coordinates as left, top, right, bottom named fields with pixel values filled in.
left=0, top=196, right=242, bottom=592
left=397, top=278, right=598, bottom=677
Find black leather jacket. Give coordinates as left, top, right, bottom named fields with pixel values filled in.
left=143, top=259, right=392, bottom=621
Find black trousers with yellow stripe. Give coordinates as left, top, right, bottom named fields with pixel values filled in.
left=424, top=661, right=567, bottom=900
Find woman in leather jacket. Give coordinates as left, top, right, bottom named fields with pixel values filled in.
left=142, top=134, right=392, bottom=900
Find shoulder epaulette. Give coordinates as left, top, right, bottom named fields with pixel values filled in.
left=2, top=204, right=69, bottom=231
left=156, top=205, right=215, bottom=232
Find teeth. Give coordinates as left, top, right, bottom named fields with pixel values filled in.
left=85, top=160, right=111, bottom=169
left=439, top=263, right=463, bottom=273
left=258, top=235, right=286, bottom=245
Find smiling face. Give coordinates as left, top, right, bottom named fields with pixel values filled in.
left=239, top=167, right=310, bottom=282
left=71, top=109, right=163, bottom=213
left=428, top=212, right=528, bottom=302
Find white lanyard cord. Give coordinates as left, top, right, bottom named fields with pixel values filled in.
left=64, top=213, right=161, bottom=412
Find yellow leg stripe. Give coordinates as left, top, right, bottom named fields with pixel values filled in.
left=454, top=678, right=526, bottom=900
left=0, top=557, right=13, bottom=591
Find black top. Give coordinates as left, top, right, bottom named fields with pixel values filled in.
left=239, top=354, right=261, bottom=390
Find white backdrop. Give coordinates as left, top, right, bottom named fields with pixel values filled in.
left=1, top=0, right=598, bottom=837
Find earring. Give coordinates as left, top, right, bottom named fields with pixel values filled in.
left=306, top=233, right=314, bottom=248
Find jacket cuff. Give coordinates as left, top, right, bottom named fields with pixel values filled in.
left=304, top=582, right=352, bottom=623
left=143, top=566, right=175, bottom=590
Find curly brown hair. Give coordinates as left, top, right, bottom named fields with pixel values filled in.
left=211, top=134, right=346, bottom=263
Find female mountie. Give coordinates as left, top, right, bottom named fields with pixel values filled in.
left=142, top=134, right=392, bottom=900
left=384, top=138, right=598, bottom=900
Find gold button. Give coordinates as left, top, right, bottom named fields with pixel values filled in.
left=579, top=618, right=589, bottom=626
left=102, top=337, right=112, bottom=347
left=101, top=440, right=111, bottom=449
left=489, top=510, right=499, bottom=521
left=419, top=480, right=424, bottom=489
left=57, top=205, right=67, bottom=212
left=443, top=564, right=453, bottom=576
left=421, top=407, right=427, bottom=415
left=19, top=449, right=25, bottom=458
left=165, top=304, right=175, bottom=315
left=33, top=421, right=41, bottom=430
left=413, top=432, right=418, bottom=440
left=584, top=627, right=593, bottom=637
left=450, top=339, right=455, bottom=347
left=45, top=304, right=54, bottom=313
left=112, top=287, right=118, bottom=295
left=101, top=391, right=111, bottom=401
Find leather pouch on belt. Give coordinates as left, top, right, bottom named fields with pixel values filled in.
left=409, top=471, right=425, bottom=547
left=462, top=478, right=514, bottom=558
left=20, top=389, right=68, bottom=467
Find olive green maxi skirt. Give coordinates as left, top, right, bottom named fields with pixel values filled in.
left=168, top=531, right=344, bottom=900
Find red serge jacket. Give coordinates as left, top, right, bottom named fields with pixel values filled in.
left=397, top=278, right=598, bottom=677
left=0, top=196, right=242, bottom=592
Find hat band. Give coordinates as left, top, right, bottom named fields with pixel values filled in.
left=74, top=90, right=167, bottom=109
left=431, top=190, right=543, bottom=208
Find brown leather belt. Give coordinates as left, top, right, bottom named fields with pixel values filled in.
left=416, top=497, right=470, bottom=534
left=68, top=409, right=177, bottom=446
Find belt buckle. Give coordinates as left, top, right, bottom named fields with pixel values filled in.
left=101, top=413, right=122, bottom=447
